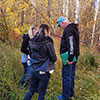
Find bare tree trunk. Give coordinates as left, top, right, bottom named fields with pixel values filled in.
left=63, top=3, right=65, bottom=14
left=66, top=0, right=69, bottom=20
left=18, top=12, right=20, bottom=27
left=91, top=0, right=100, bottom=46
left=75, top=0, right=80, bottom=24
left=21, top=11, right=24, bottom=26
left=47, top=0, right=51, bottom=17
left=58, top=0, right=63, bottom=16
left=60, top=1, right=63, bottom=16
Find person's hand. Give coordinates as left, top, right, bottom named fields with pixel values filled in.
left=66, top=60, right=73, bottom=65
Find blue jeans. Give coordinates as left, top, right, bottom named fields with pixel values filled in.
left=62, top=60, right=77, bottom=100
left=21, top=63, right=30, bottom=87
left=24, top=71, right=50, bottom=100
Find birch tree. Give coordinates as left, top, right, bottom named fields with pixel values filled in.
left=75, top=0, right=80, bottom=24
left=91, top=0, right=100, bottom=46
left=66, top=0, right=69, bottom=20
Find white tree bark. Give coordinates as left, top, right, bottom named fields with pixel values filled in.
left=63, top=4, right=65, bottom=14
left=75, top=0, right=80, bottom=24
left=91, top=0, right=100, bottom=46
left=66, top=0, right=69, bottom=20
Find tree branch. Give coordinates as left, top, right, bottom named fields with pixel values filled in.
left=23, top=0, right=54, bottom=33
left=24, top=0, right=49, bottom=23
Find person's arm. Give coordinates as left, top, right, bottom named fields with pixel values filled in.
left=64, top=29, right=75, bottom=63
left=21, top=34, right=29, bottom=55
left=46, top=42, right=57, bottom=62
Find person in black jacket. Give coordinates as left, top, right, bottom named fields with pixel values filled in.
left=24, top=24, right=57, bottom=100
left=21, top=25, right=38, bottom=87
left=57, top=17, right=80, bottom=100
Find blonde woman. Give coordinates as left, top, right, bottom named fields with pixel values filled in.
left=21, top=25, right=38, bottom=88
left=24, top=24, right=57, bottom=100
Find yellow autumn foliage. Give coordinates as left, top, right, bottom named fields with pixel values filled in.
left=14, top=28, right=21, bottom=35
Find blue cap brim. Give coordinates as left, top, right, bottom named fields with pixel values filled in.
left=57, top=17, right=66, bottom=27
left=56, top=22, right=60, bottom=27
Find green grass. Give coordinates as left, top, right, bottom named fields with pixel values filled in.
left=0, top=39, right=100, bottom=100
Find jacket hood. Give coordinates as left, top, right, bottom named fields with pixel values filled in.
left=67, top=23, right=79, bottom=36
left=23, top=34, right=30, bottom=39
left=68, top=23, right=78, bottom=31
left=29, top=34, right=52, bottom=51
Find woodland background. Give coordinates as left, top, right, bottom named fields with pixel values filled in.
left=0, top=0, right=100, bottom=100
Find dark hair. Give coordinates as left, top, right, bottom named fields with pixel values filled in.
left=39, top=24, right=50, bottom=36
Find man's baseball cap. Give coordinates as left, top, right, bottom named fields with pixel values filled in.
left=57, top=17, right=66, bottom=27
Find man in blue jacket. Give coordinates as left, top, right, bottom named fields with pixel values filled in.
left=57, top=17, right=80, bottom=100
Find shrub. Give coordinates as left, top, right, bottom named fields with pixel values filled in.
left=78, top=47, right=99, bottom=70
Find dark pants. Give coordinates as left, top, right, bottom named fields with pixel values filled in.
left=62, top=61, right=77, bottom=100
left=24, top=71, right=50, bottom=100
left=21, top=63, right=30, bottom=87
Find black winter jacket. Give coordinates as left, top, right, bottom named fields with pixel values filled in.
left=60, top=23, right=80, bottom=62
left=21, top=34, right=30, bottom=55
left=29, top=34, right=57, bottom=72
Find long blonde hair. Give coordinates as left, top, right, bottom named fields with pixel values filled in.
left=28, top=25, right=38, bottom=39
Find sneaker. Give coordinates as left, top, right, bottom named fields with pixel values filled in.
left=57, top=95, right=62, bottom=100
